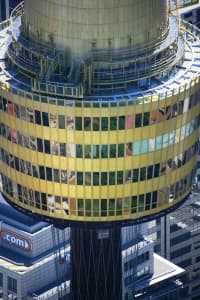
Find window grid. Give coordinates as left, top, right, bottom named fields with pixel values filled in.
left=0, top=169, right=195, bottom=218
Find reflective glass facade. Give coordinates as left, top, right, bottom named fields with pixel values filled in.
left=0, top=84, right=199, bottom=222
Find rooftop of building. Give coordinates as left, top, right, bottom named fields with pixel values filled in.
left=29, top=279, right=70, bottom=300
left=169, top=192, right=200, bottom=231
left=152, top=253, right=185, bottom=284
left=0, top=241, right=70, bottom=272
left=0, top=194, right=71, bottom=272
left=0, top=193, right=48, bottom=233
left=134, top=253, right=184, bottom=298
left=28, top=253, right=184, bottom=300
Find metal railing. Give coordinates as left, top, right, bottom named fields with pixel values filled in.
left=0, top=13, right=199, bottom=106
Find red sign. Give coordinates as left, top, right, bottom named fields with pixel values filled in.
left=0, top=230, right=32, bottom=252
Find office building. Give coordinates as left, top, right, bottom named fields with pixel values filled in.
left=0, top=194, right=70, bottom=300
left=148, top=148, right=200, bottom=300
left=0, top=0, right=199, bottom=298
left=149, top=193, right=200, bottom=300
left=121, top=224, right=185, bottom=300
left=0, top=194, right=185, bottom=300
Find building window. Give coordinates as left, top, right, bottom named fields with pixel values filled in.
left=7, top=276, right=17, bottom=299
left=0, top=273, right=3, bottom=298
left=110, top=145, right=116, bottom=158
left=58, top=115, right=65, bottom=129
left=84, top=117, right=91, bottom=130
left=132, top=169, right=139, bottom=182
left=93, top=117, right=100, bottom=131
left=135, top=113, right=142, bottom=128
left=119, top=116, right=125, bottom=129
left=0, top=273, right=3, bottom=300
left=101, top=117, right=108, bottom=130
left=35, top=110, right=41, bottom=124
left=75, top=117, right=82, bottom=130
left=171, top=246, right=191, bottom=259
left=76, top=145, right=83, bottom=158
left=42, top=112, right=49, bottom=126
left=143, top=112, right=150, bottom=126
left=0, top=273, right=2, bottom=287
left=110, top=117, right=117, bottom=130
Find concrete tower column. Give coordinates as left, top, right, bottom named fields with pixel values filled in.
left=71, top=225, right=122, bottom=300
left=23, top=0, right=168, bottom=58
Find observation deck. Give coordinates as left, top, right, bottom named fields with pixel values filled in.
left=0, top=1, right=199, bottom=224
left=0, top=2, right=199, bottom=105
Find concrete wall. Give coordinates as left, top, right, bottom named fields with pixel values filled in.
left=23, top=0, right=168, bottom=58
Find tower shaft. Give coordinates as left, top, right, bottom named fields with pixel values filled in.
left=71, top=226, right=122, bottom=300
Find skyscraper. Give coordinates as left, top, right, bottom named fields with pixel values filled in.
left=0, top=0, right=199, bottom=299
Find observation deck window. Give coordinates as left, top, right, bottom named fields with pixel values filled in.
left=101, top=117, right=108, bottom=131
left=84, top=117, right=91, bottom=130
left=93, top=117, right=100, bottom=131
left=101, top=173, right=108, bottom=185
left=53, top=169, right=60, bottom=182
left=110, top=145, right=117, bottom=158
left=93, top=145, right=99, bottom=158
left=75, top=117, right=82, bottom=130
left=60, top=143, right=66, bottom=156
left=140, top=167, right=146, bottom=181
left=35, top=110, right=42, bottom=124
left=93, top=199, right=99, bottom=216
left=154, top=164, right=160, bottom=178
left=135, top=114, right=142, bottom=128
left=110, top=117, right=117, bottom=130
left=101, top=199, right=107, bottom=217
left=76, top=145, right=83, bottom=158
left=86, top=199, right=92, bottom=216
left=109, top=199, right=115, bottom=216
left=146, top=193, right=151, bottom=210
left=101, top=145, right=108, bottom=158
left=109, top=172, right=115, bottom=185
left=32, top=162, right=39, bottom=176
left=78, top=199, right=84, bottom=216
left=44, top=140, right=50, bottom=154
left=139, top=195, right=145, bottom=212
left=143, top=112, right=150, bottom=126
left=42, top=112, right=49, bottom=126
left=117, top=171, right=124, bottom=184
left=119, top=116, right=125, bottom=130
left=93, top=173, right=99, bottom=186
left=58, top=115, right=65, bottom=129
